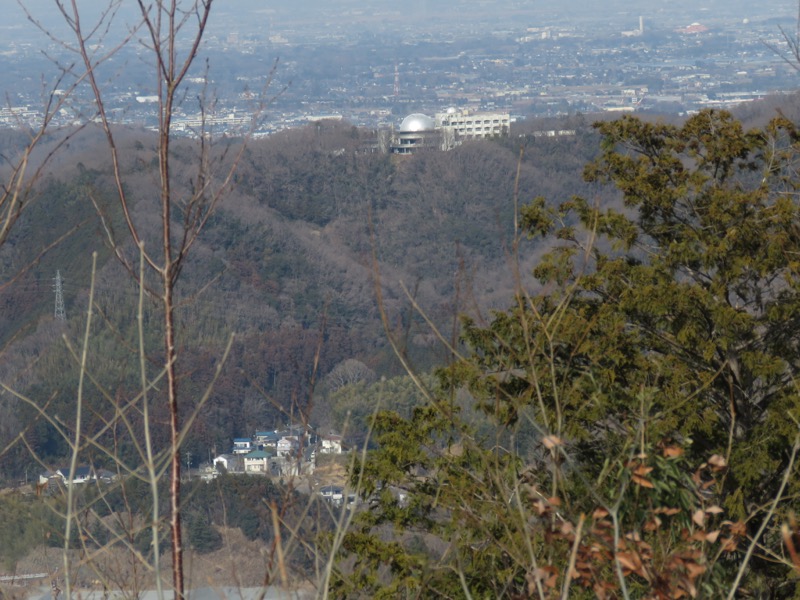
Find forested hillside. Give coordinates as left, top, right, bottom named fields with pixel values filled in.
left=0, top=117, right=601, bottom=479
left=5, top=92, right=800, bottom=597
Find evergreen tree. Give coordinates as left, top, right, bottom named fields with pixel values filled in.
left=330, top=110, right=800, bottom=598
left=187, top=512, right=222, bottom=554
left=513, top=109, right=800, bottom=512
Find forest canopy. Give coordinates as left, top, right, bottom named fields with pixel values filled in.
left=331, top=109, right=800, bottom=598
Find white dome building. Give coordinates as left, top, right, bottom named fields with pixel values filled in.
left=392, top=113, right=439, bottom=154
left=399, top=113, right=435, bottom=133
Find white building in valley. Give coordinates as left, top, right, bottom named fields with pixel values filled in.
left=390, top=108, right=510, bottom=154
left=435, top=107, right=511, bottom=148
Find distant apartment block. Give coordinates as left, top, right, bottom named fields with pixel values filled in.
left=435, top=108, right=510, bottom=142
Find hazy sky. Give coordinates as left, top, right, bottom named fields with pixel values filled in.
left=7, top=0, right=798, bottom=44
left=12, top=0, right=798, bottom=24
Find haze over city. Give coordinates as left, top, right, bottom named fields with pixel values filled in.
left=3, top=0, right=799, bottom=134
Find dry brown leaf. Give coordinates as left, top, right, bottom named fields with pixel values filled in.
left=643, top=517, right=662, bottom=531
left=526, top=575, right=537, bottom=597
left=542, top=435, right=563, bottom=449
left=686, top=562, right=707, bottom=579
left=634, top=464, right=654, bottom=476
left=532, top=566, right=559, bottom=590
left=782, top=523, right=800, bottom=569
left=655, top=507, right=682, bottom=516
left=593, top=507, right=610, bottom=519
left=616, top=552, right=641, bottom=572
left=729, top=521, right=747, bottom=536
left=705, top=505, right=724, bottom=515
left=705, top=530, right=721, bottom=543
left=632, top=474, right=655, bottom=488
left=692, top=509, right=705, bottom=527
left=662, top=446, right=684, bottom=458
left=720, top=536, right=739, bottom=552
left=594, top=582, right=608, bottom=600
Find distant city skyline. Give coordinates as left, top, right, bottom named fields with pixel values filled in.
left=8, top=1, right=798, bottom=38
left=2, top=0, right=799, bottom=135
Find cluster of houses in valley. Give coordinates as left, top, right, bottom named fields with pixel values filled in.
left=37, top=465, right=118, bottom=492
left=35, top=428, right=344, bottom=491
left=198, top=427, right=344, bottom=480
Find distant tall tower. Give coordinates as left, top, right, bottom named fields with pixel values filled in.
left=54, top=270, right=65, bottom=321
left=639, top=16, right=644, bottom=35
left=394, top=63, right=400, bottom=97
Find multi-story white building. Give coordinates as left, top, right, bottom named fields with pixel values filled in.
left=435, top=108, right=510, bottom=148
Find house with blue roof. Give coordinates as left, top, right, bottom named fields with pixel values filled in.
left=254, top=431, right=280, bottom=449
left=232, top=438, right=252, bottom=454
